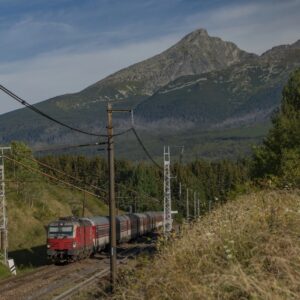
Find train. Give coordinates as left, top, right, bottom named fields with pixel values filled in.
left=46, top=212, right=164, bottom=263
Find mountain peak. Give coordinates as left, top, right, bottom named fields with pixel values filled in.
left=93, top=28, right=255, bottom=96
left=179, top=28, right=210, bottom=43
left=261, top=39, right=300, bottom=57
left=292, top=39, right=300, bottom=49
left=185, top=28, right=209, bottom=38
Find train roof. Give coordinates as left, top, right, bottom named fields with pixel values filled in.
left=88, top=216, right=109, bottom=225
left=50, top=211, right=164, bottom=226
left=116, top=215, right=131, bottom=222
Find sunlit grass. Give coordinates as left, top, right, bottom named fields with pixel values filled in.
left=0, top=263, right=11, bottom=279
left=113, top=190, right=300, bottom=299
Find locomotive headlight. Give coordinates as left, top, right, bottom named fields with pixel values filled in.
left=72, top=242, right=77, bottom=248
left=47, top=244, right=51, bottom=249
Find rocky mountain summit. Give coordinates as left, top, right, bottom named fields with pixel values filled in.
left=0, top=29, right=299, bottom=159
left=49, top=28, right=255, bottom=112
left=261, top=39, right=300, bottom=60
left=93, top=28, right=255, bottom=96
left=137, top=38, right=300, bottom=128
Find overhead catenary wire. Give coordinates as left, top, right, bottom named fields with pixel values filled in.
left=2, top=83, right=160, bottom=169
left=11, top=151, right=161, bottom=206
left=131, top=127, right=163, bottom=170
left=33, top=141, right=107, bottom=153
left=2, top=82, right=163, bottom=195
left=0, top=84, right=131, bottom=138
left=0, top=84, right=107, bottom=137
left=4, top=155, right=102, bottom=199
left=11, top=152, right=108, bottom=195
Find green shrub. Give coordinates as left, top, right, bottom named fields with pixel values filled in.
left=252, top=68, right=300, bottom=186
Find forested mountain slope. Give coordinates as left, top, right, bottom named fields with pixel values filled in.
left=0, top=30, right=299, bottom=159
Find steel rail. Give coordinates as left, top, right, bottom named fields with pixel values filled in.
left=51, top=246, right=140, bottom=300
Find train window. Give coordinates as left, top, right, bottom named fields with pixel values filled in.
left=49, top=226, right=59, bottom=233
left=61, top=226, right=73, bottom=234
left=48, top=226, right=73, bottom=237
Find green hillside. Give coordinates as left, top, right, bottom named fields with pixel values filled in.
left=0, top=143, right=108, bottom=277
left=0, top=32, right=299, bottom=161
left=105, top=190, right=300, bottom=300
left=137, top=48, right=300, bottom=127
left=1, top=32, right=299, bottom=161
left=7, top=181, right=108, bottom=252
left=112, top=123, right=270, bottom=161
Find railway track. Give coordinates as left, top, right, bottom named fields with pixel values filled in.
left=52, top=246, right=141, bottom=300
left=0, top=235, right=157, bottom=300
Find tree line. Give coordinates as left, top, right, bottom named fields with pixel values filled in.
left=5, top=68, right=300, bottom=221
left=251, top=68, right=300, bottom=187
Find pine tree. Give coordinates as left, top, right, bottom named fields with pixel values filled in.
left=252, top=68, right=300, bottom=186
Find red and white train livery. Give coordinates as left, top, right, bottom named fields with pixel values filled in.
left=46, top=212, right=163, bottom=263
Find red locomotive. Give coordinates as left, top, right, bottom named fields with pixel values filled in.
left=46, top=212, right=163, bottom=263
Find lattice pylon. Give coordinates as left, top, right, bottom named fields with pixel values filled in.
left=163, top=146, right=172, bottom=233
left=0, top=159, right=7, bottom=265
left=0, top=147, right=10, bottom=266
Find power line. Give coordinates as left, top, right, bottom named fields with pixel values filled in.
left=2, top=83, right=159, bottom=169
left=126, top=109, right=162, bottom=170
left=10, top=153, right=108, bottom=195
left=131, top=127, right=162, bottom=170
left=113, top=127, right=133, bottom=137
left=0, top=84, right=108, bottom=137
left=13, top=150, right=161, bottom=205
left=33, top=141, right=107, bottom=153
left=35, top=158, right=161, bottom=205
left=33, top=129, right=132, bottom=153
left=10, top=151, right=161, bottom=206
left=4, top=155, right=102, bottom=199
left=1, top=83, right=160, bottom=169
left=0, top=84, right=131, bottom=138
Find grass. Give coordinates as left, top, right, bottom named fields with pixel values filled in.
left=0, top=179, right=109, bottom=278
left=0, top=264, right=10, bottom=279
left=7, top=181, right=108, bottom=252
left=109, top=189, right=300, bottom=299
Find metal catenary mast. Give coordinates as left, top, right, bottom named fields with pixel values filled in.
left=0, top=147, right=11, bottom=266
left=163, top=146, right=172, bottom=233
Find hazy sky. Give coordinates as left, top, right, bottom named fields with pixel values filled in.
left=0, top=0, right=299, bottom=115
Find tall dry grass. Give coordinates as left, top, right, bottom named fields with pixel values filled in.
left=113, top=190, right=300, bottom=299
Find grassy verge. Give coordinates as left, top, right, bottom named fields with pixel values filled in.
left=0, top=180, right=109, bottom=279
left=111, top=189, right=300, bottom=299
left=0, top=264, right=11, bottom=279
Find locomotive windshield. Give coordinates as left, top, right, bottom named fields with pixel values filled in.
left=48, top=225, right=73, bottom=238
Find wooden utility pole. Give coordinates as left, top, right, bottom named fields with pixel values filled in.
left=194, top=191, right=197, bottom=219
left=186, top=188, right=189, bottom=221
left=106, top=103, right=131, bottom=292
left=107, top=103, right=117, bottom=292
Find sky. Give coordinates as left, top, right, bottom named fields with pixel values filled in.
left=0, top=0, right=299, bottom=115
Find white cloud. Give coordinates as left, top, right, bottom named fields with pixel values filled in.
left=0, top=33, right=180, bottom=114
left=184, top=0, right=300, bottom=54
left=0, top=0, right=299, bottom=115
left=210, top=3, right=260, bottom=23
